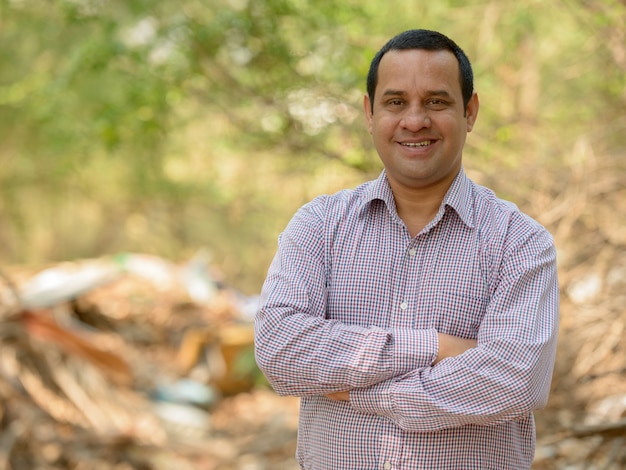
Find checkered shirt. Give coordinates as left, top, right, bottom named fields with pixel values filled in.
left=255, top=169, right=559, bottom=470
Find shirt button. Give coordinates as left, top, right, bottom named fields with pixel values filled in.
left=408, top=248, right=417, bottom=257
left=400, top=301, right=408, bottom=310
left=383, top=463, right=392, bottom=470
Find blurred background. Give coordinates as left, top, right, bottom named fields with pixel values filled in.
left=0, top=0, right=625, bottom=468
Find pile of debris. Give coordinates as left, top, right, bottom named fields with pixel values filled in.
left=1, top=248, right=625, bottom=469
left=0, top=252, right=299, bottom=470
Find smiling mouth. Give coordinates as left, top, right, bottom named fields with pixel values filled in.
left=401, top=140, right=434, bottom=148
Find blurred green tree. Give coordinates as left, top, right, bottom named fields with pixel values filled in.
left=0, top=0, right=624, bottom=293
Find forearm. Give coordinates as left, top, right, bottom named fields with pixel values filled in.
left=255, top=306, right=438, bottom=396
left=349, top=336, right=557, bottom=431
left=326, top=332, right=476, bottom=401
left=434, top=333, right=477, bottom=364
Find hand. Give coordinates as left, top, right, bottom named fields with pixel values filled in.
left=435, top=333, right=477, bottom=365
left=325, top=391, right=350, bottom=401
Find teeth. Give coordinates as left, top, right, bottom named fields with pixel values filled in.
left=403, top=141, right=432, bottom=148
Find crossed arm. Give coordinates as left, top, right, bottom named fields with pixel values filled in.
left=255, top=229, right=558, bottom=431
left=325, top=333, right=477, bottom=401
left=255, top=190, right=562, bottom=433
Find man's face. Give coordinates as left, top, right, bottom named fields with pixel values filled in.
left=364, top=49, right=479, bottom=192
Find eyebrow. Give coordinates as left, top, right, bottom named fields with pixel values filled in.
left=382, top=89, right=406, bottom=97
left=381, top=89, right=453, bottom=98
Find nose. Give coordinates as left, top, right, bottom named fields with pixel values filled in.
left=400, top=105, right=431, bottom=131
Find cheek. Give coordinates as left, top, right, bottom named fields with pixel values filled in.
left=441, top=118, right=468, bottom=142
left=370, top=116, right=395, bottom=139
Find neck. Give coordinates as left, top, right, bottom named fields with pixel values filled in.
left=388, top=177, right=454, bottom=237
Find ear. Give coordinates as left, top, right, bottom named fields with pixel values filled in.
left=363, top=94, right=373, bottom=134
left=465, top=92, right=479, bottom=132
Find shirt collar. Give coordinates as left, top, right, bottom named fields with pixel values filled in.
left=360, top=169, right=475, bottom=229
left=362, top=170, right=395, bottom=208
left=443, top=169, right=475, bottom=229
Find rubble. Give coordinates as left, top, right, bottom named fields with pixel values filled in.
left=0, top=250, right=624, bottom=468
left=0, top=253, right=298, bottom=469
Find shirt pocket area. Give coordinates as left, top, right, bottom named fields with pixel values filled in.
left=427, top=290, right=488, bottom=339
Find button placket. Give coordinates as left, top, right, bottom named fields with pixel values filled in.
left=399, top=244, right=417, bottom=316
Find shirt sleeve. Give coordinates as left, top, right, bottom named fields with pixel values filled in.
left=350, top=228, right=559, bottom=431
left=254, top=198, right=439, bottom=397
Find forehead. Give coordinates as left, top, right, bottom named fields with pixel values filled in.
left=376, top=49, right=462, bottom=96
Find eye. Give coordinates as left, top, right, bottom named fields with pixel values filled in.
left=427, top=98, right=449, bottom=109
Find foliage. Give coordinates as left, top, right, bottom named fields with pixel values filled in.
left=0, top=0, right=624, bottom=293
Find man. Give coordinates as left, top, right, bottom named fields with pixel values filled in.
left=255, top=29, right=559, bottom=469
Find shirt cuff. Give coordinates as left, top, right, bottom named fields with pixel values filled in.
left=350, top=380, right=393, bottom=416
left=389, top=327, right=438, bottom=374
left=351, top=329, right=437, bottom=418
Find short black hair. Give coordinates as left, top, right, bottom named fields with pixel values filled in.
left=366, top=29, right=474, bottom=113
